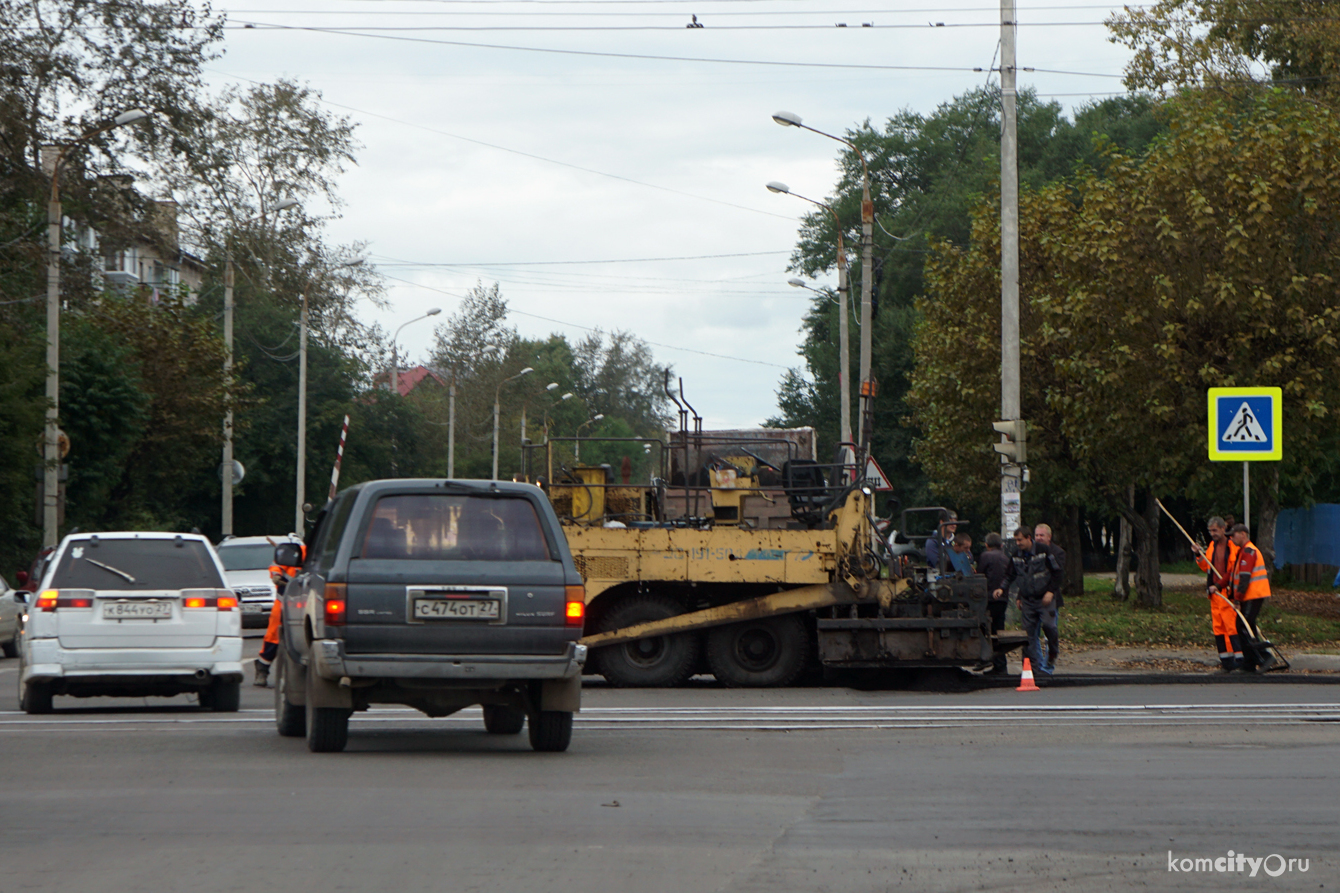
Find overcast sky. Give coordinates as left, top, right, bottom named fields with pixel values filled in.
left=204, top=0, right=1136, bottom=428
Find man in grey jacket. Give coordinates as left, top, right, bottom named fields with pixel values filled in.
left=994, top=526, right=1064, bottom=676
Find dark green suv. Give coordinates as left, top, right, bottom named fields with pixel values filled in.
left=272, top=479, right=587, bottom=753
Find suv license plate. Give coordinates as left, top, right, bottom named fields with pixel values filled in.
left=413, top=598, right=500, bottom=621
left=102, top=602, right=173, bottom=620
left=242, top=603, right=267, bottom=614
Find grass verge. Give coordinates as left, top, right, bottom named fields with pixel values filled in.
left=1065, top=578, right=1340, bottom=649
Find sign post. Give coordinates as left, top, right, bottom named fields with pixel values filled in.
left=1207, top=387, right=1282, bottom=531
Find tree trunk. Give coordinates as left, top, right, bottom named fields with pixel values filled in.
left=1114, top=485, right=1134, bottom=601
left=1115, top=488, right=1162, bottom=607
left=1060, top=504, right=1084, bottom=595
left=1257, top=465, right=1280, bottom=578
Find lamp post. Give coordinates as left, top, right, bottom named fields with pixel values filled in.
left=43, top=108, right=152, bottom=548
left=389, top=307, right=443, bottom=397
left=768, top=182, right=852, bottom=448
left=297, top=255, right=366, bottom=533
left=492, top=366, right=533, bottom=480
left=574, top=413, right=604, bottom=461
left=772, top=111, right=874, bottom=447
left=519, top=382, right=565, bottom=477
left=542, top=391, right=575, bottom=441
left=222, top=197, right=298, bottom=538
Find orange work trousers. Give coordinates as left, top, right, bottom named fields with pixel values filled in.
left=1210, top=590, right=1242, bottom=668
left=259, top=599, right=282, bottom=664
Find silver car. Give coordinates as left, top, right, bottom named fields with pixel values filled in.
left=215, top=535, right=301, bottom=628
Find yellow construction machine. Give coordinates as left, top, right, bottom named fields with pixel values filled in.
left=521, top=380, right=1023, bottom=687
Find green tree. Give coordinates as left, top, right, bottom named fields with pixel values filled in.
left=912, top=89, right=1340, bottom=604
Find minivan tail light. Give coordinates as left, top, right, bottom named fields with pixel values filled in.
left=564, top=585, right=585, bottom=627
left=36, top=590, right=59, bottom=612
left=216, top=594, right=237, bottom=611
left=324, top=583, right=347, bottom=626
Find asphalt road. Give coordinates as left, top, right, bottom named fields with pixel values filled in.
left=3, top=652, right=1338, bottom=893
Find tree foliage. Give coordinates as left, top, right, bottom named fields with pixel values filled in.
left=911, top=88, right=1340, bottom=603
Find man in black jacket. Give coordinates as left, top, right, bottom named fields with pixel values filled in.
left=993, top=526, right=1063, bottom=676
left=977, top=532, right=1011, bottom=674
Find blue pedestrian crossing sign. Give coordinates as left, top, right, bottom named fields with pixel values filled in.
left=1208, top=387, right=1282, bottom=461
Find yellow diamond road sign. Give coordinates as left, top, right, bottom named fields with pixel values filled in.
left=1208, top=387, right=1282, bottom=461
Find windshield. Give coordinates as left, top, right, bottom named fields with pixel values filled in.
left=217, top=543, right=277, bottom=571
left=50, top=539, right=225, bottom=591
left=360, top=494, right=554, bottom=562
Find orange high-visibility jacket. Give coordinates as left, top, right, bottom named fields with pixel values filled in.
left=1196, top=539, right=1239, bottom=592
left=1234, top=541, right=1271, bottom=601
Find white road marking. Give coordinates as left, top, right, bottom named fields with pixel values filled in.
left=0, top=703, right=1337, bottom=732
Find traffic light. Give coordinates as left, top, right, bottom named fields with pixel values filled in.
left=992, top=419, right=1027, bottom=465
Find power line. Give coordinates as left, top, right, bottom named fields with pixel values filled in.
left=227, top=21, right=1001, bottom=71
left=369, top=249, right=790, bottom=266
left=223, top=21, right=1124, bottom=31
left=205, top=68, right=798, bottom=221
left=380, top=272, right=791, bottom=368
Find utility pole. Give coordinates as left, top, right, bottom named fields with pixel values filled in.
left=296, top=290, right=308, bottom=534
left=448, top=380, right=456, bottom=479
left=836, top=261, right=852, bottom=449
left=998, top=0, right=1023, bottom=536
left=857, top=165, right=874, bottom=451
left=222, top=257, right=235, bottom=537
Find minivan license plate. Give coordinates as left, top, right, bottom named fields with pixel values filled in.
left=102, top=602, right=173, bottom=620
left=413, top=598, right=500, bottom=620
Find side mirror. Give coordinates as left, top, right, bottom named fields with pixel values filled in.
left=274, top=543, right=303, bottom=568
left=16, top=571, right=28, bottom=586
left=12, top=590, right=27, bottom=605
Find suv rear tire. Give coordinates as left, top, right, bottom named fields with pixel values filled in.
left=483, top=704, right=526, bottom=734
left=595, top=593, right=700, bottom=688
left=1, top=633, right=16, bottom=659
left=528, top=710, right=573, bottom=752
left=274, top=653, right=306, bottom=738
left=21, top=679, right=53, bottom=715
left=305, top=673, right=350, bottom=753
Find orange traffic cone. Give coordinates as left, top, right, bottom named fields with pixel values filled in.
left=1016, top=657, right=1041, bottom=692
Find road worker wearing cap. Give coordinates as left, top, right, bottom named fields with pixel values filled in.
left=1229, top=524, right=1277, bottom=674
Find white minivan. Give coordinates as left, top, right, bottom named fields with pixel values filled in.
left=16, top=532, right=244, bottom=714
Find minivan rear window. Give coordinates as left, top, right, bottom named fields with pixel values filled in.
left=360, top=495, right=554, bottom=562
left=50, top=539, right=225, bottom=591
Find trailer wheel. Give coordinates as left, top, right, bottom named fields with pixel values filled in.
left=595, top=593, right=700, bottom=687
left=706, top=614, right=808, bottom=688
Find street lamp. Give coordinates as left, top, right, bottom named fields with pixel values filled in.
left=222, top=196, right=298, bottom=537
left=574, top=413, right=604, bottom=461
left=389, top=307, right=443, bottom=397
left=542, top=391, right=575, bottom=440
left=42, top=108, right=152, bottom=548
left=518, top=382, right=569, bottom=477
left=296, top=254, right=366, bottom=533
left=492, top=366, right=533, bottom=480
left=772, top=111, right=875, bottom=447
left=768, top=181, right=852, bottom=448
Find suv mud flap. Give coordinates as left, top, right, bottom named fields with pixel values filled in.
left=307, top=666, right=354, bottom=709
left=540, top=676, right=581, bottom=713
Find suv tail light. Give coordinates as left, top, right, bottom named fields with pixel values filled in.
left=564, top=585, right=585, bottom=627
left=324, top=583, right=347, bottom=626
left=36, top=590, right=95, bottom=611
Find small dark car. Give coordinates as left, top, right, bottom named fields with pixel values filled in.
left=272, top=479, right=588, bottom=753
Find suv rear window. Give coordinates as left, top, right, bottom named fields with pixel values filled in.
left=50, top=539, right=225, bottom=591
left=216, top=544, right=275, bottom=571
left=360, top=494, right=554, bottom=562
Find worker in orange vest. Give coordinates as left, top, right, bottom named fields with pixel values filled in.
left=1229, top=523, right=1278, bottom=674
left=1193, top=516, right=1242, bottom=671
left=254, top=543, right=305, bottom=687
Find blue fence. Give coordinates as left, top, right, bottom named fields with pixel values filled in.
left=1273, top=504, right=1340, bottom=573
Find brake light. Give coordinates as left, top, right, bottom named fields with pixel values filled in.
left=36, top=590, right=58, bottom=612
left=181, top=591, right=239, bottom=609
left=564, top=585, right=585, bottom=627
left=324, top=583, right=347, bottom=626
left=57, top=596, right=92, bottom=608
left=184, top=597, right=207, bottom=608
left=216, top=595, right=237, bottom=611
